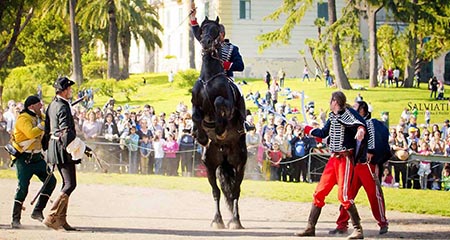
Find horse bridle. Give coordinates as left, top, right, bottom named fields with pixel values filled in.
left=200, top=22, right=223, bottom=63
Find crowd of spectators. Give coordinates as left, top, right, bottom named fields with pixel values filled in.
left=0, top=85, right=449, bottom=190
left=386, top=111, right=450, bottom=190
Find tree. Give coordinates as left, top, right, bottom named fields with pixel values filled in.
left=387, top=0, right=450, bottom=87
left=69, top=0, right=83, bottom=85
left=0, top=0, right=34, bottom=106
left=17, top=14, right=72, bottom=83
left=257, top=0, right=353, bottom=89
left=350, top=0, right=388, bottom=88
left=328, top=0, right=351, bottom=89
left=117, top=0, right=162, bottom=79
left=39, top=0, right=84, bottom=85
left=78, top=0, right=162, bottom=80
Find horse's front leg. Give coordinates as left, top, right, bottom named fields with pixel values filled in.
left=205, top=148, right=225, bottom=229
left=192, top=106, right=208, bottom=146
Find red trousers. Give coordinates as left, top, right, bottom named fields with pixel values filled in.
left=335, top=163, right=388, bottom=230
left=313, top=152, right=354, bottom=210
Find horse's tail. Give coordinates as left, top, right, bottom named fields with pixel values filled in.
left=218, top=158, right=236, bottom=211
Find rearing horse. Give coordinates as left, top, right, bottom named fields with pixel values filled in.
left=191, top=17, right=247, bottom=229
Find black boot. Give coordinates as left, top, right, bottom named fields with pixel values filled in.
left=347, top=204, right=364, bottom=239
left=11, top=201, right=23, bottom=229
left=31, top=194, right=50, bottom=222
left=295, top=204, right=322, bottom=237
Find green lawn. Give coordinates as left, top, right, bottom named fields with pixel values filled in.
left=1, top=169, right=449, bottom=217
left=55, top=73, right=450, bottom=128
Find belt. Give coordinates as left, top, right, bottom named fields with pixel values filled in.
left=331, top=149, right=354, bottom=158
left=51, top=135, right=60, bottom=140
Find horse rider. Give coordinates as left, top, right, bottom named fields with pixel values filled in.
left=10, top=95, right=57, bottom=228
left=189, top=2, right=244, bottom=79
left=43, top=77, right=91, bottom=231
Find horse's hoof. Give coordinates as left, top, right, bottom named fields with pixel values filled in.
left=227, top=221, right=244, bottom=230
left=211, top=222, right=226, bottom=229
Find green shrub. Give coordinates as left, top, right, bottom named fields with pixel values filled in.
left=176, top=69, right=199, bottom=94
left=2, top=65, right=51, bottom=103
left=84, top=60, right=107, bottom=80
left=116, top=78, right=139, bottom=101
left=82, top=79, right=117, bottom=98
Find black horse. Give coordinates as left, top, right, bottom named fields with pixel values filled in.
left=191, top=17, right=247, bottom=229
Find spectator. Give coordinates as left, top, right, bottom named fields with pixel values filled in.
left=137, top=119, right=153, bottom=140
left=393, top=67, right=400, bottom=87
left=178, top=128, right=195, bottom=177
left=246, top=126, right=261, bottom=179
left=162, top=132, right=179, bottom=176
left=264, top=71, right=271, bottom=89
left=289, top=126, right=308, bottom=183
left=0, top=112, right=10, bottom=167
left=314, top=67, right=321, bottom=81
left=381, top=168, right=398, bottom=188
left=417, top=142, right=432, bottom=189
left=125, top=125, right=140, bottom=174
left=441, top=119, right=449, bottom=140
left=152, top=130, right=165, bottom=175
left=302, top=65, right=310, bottom=81
left=387, top=67, right=393, bottom=86
left=429, top=76, right=439, bottom=99
left=168, top=70, right=174, bottom=83
left=424, top=107, right=431, bottom=127
left=442, top=164, right=450, bottom=191
left=82, top=111, right=101, bottom=141
left=3, top=100, right=17, bottom=134
left=140, top=134, right=153, bottom=174
left=267, top=142, right=282, bottom=181
left=278, top=68, right=286, bottom=87
left=391, top=125, right=409, bottom=188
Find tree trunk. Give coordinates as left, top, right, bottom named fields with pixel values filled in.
left=404, top=31, right=417, bottom=88
left=368, top=6, right=378, bottom=88
left=189, top=25, right=195, bottom=69
left=403, top=0, right=418, bottom=88
left=119, top=29, right=131, bottom=80
left=69, top=0, right=83, bottom=85
left=0, top=2, right=24, bottom=69
left=107, top=0, right=120, bottom=80
left=328, top=0, right=351, bottom=89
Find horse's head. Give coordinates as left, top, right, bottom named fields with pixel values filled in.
left=199, top=16, right=222, bottom=53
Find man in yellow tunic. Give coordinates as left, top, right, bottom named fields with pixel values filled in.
left=10, top=95, right=56, bottom=228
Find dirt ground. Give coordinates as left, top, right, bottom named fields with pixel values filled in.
left=0, top=178, right=449, bottom=240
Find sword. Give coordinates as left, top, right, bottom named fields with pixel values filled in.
left=71, top=95, right=87, bottom=106
left=30, top=164, right=55, bottom=205
left=86, top=147, right=110, bottom=173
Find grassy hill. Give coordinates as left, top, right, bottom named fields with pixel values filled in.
left=45, top=73, right=450, bottom=128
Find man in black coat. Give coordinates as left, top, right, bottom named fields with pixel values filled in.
left=42, top=77, right=86, bottom=231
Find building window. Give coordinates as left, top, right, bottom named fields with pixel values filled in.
left=317, top=2, right=328, bottom=21
left=239, top=0, right=251, bottom=20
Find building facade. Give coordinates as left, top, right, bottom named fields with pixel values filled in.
left=128, top=0, right=450, bottom=83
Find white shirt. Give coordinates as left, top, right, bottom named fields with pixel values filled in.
left=3, top=110, right=16, bottom=134
left=393, top=69, right=400, bottom=78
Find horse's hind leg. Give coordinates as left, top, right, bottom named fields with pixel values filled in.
left=227, top=166, right=245, bottom=229
left=227, top=138, right=247, bottom=229
left=205, top=147, right=225, bottom=229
